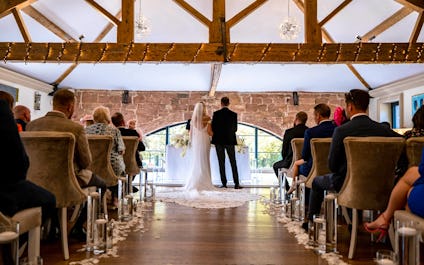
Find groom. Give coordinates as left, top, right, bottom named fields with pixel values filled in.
left=211, top=97, right=242, bottom=189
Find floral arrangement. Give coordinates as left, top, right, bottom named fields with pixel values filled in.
left=236, top=135, right=247, bottom=154
left=170, top=131, right=190, bottom=157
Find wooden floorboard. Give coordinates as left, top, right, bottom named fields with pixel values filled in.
left=40, top=188, right=397, bottom=265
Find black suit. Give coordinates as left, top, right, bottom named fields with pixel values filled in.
left=118, top=127, right=145, bottom=168
left=307, top=115, right=401, bottom=220
left=211, top=107, right=239, bottom=187
left=0, top=99, right=56, bottom=220
left=273, top=124, right=308, bottom=176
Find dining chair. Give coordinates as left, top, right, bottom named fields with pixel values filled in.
left=122, top=136, right=141, bottom=194
left=405, top=137, right=424, bottom=167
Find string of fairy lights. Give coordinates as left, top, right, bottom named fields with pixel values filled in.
left=1, top=42, right=424, bottom=64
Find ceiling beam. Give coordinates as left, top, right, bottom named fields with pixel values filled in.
left=410, top=11, right=424, bottom=44
left=208, top=63, right=222, bottom=97
left=1, top=42, right=423, bottom=63
left=360, top=7, right=412, bottom=42
left=210, top=0, right=225, bottom=43
left=395, top=0, right=424, bottom=12
left=53, top=10, right=122, bottom=86
left=11, top=8, right=31, bottom=42
left=346, top=64, right=371, bottom=89
left=227, top=0, right=268, bottom=29
left=117, top=0, right=134, bottom=43
left=318, top=0, right=352, bottom=27
left=85, top=0, right=120, bottom=26
left=0, top=0, right=36, bottom=16
left=22, top=5, right=76, bottom=42
left=304, top=0, right=322, bottom=43
left=172, top=0, right=211, bottom=28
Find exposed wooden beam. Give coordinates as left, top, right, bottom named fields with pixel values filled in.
left=172, top=0, right=210, bottom=28
left=117, top=0, right=134, bottom=43
left=227, top=0, right=268, bottom=28
left=12, top=8, right=31, bottom=42
left=361, top=7, right=412, bottom=42
left=85, top=0, right=120, bottom=26
left=410, top=11, right=424, bottom=44
left=0, top=0, right=36, bottom=16
left=22, top=6, right=76, bottom=42
left=53, top=10, right=122, bottom=86
left=318, top=0, right=352, bottom=27
left=209, top=63, right=222, bottom=97
left=395, top=0, right=424, bottom=12
left=1, top=42, right=423, bottom=63
left=210, top=0, right=225, bottom=43
left=346, top=64, right=371, bottom=89
left=304, top=0, right=321, bottom=43
left=292, top=0, right=305, bottom=13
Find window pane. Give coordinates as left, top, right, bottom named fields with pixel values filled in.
left=258, top=130, right=281, bottom=168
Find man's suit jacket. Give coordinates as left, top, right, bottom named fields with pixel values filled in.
left=26, top=111, right=93, bottom=185
left=280, top=124, right=309, bottom=169
left=329, top=115, right=401, bottom=189
left=118, top=127, right=145, bottom=167
left=300, top=120, right=336, bottom=176
left=211, top=107, right=238, bottom=145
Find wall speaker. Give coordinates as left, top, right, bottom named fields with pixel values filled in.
left=34, top=92, right=41, bottom=110
left=293, top=92, right=299, bottom=106
left=122, top=90, right=130, bottom=104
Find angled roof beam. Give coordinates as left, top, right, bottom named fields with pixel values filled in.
left=117, top=0, right=134, bottom=43
left=22, top=6, right=76, bottom=42
left=0, top=0, right=36, bottom=17
left=360, top=7, right=412, bottom=42
left=53, top=10, right=122, bottom=86
left=85, top=0, right=120, bottom=26
left=12, top=8, right=31, bottom=42
left=227, top=0, right=268, bottom=29
left=172, top=0, right=211, bottom=27
left=318, top=0, right=352, bottom=27
left=208, top=63, right=222, bottom=97
left=395, top=0, right=424, bottom=12
left=410, top=10, right=424, bottom=44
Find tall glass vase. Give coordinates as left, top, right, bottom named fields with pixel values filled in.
left=118, top=176, right=133, bottom=221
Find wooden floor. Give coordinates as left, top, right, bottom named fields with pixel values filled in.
left=41, top=188, right=396, bottom=265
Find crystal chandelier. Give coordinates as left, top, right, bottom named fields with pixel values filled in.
left=279, top=0, right=300, bottom=40
left=135, top=0, right=151, bottom=40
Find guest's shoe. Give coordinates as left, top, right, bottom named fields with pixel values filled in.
left=234, top=185, right=243, bottom=189
left=301, top=222, right=309, bottom=232
left=219, top=185, right=227, bottom=188
left=69, top=226, right=87, bottom=242
left=364, top=213, right=389, bottom=242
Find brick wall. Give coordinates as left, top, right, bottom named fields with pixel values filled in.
left=74, top=90, right=346, bottom=137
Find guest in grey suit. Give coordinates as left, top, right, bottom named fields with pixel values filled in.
left=305, top=89, right=401, bottom=229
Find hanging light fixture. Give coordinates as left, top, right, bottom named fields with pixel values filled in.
left=135, top=0, right=151, bottom=40
left=279, top=0, right=300, bottom=40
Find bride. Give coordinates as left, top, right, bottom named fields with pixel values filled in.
left=184, top=102, right=215, bottom=192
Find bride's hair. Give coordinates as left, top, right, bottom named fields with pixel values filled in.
left=191, top=102, right=205, bottom=129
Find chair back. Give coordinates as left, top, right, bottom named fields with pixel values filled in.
left=406, top=137, right=424, bottom=167
left=288, top=138, right=304, bottom=172
left=305, top=138, right=332, bottom=188
left=122, top=136, right=140, bottom=176
left=338, top=137, right=405, bottom=211
left=20, top=131, right=86, bottom=208
left=87, top=135, right=119, bottom=187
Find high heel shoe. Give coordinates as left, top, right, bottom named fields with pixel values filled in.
left=363, top=213, right=389, bottom=242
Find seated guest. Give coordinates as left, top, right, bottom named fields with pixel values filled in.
left=13, top=105, right=31, bottom=132
left=333, top=106, right=348, bottom=126
left=0, top=91, right=14, bottom=109
left=80, top=114, right=94, bottom=128
left=111, top=112, right=145, bottom=169
left=272, top=111, right=308, bottom=179
left=364, top=148, right=424, bottom=241
left=304, top=89, right=401, bottom=230
left=0, top=96, right=56, bottom=261
left=27, top=89, right=106, bottom=191
left=289, top=103, right=336, bottom=192
left=86, top=107, right=126, bottom=178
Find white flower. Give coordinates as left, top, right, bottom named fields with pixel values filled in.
left=236, top=135, right=247, bottom=154
left=170, top=131, right=190, bottom=156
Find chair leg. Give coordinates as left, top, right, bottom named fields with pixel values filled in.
left=342, top=206, right=352, bottom=225
left=59, top=208, right=69, bottom=260
left=348, top=209, right=358, bottom=259
left=28, top=226, right=40, bottom=262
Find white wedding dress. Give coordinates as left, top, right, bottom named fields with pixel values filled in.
left=156, top=103, right=258, bottom=209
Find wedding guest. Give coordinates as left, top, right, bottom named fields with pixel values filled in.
left=272, top=111, right=308, bottom=179
left=333, top=106, right=348, bottom=126
left=86, top=106, right=126, bottom=178
left=289, top=104, right=336, bottom=191
left=80, top=114, right=94, bottom=127
left=0, top=91, right=14, bottom=109
left=364, top=149, right=424, bottom=241
left=304, top=89, right=401, bottom=231
left=13, top=105, right=31, bottom=132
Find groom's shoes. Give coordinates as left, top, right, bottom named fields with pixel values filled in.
left=219, top=185, right=227, bottom=188
left=234, top=185, right=243, bottom=189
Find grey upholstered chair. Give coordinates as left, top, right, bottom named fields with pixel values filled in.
left=337, top=136, right=405, bottom=259
left=406, top=137, right=424, bottom=167
left=305, top=138, right=332, bottom=188
left=21, top=131, right=88, bottom=260
left=122, top=136, right=141, bottom=177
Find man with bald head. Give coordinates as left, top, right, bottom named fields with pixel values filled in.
left=13, top=105, right=31, bottom=131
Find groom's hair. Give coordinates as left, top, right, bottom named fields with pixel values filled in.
left=221, top=97, right=230, bottom=106
left=111, top=112, right=125, bottom=127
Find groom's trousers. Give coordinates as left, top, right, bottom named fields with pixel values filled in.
left=215, top=145, right=240, bottom=186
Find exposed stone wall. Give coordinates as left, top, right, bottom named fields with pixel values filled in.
left=74, top=90, right=346, bottom=137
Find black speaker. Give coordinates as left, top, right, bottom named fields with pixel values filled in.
left=122, top=90, right=130, bottom=104
left=293, top=92, right=299, bottom=106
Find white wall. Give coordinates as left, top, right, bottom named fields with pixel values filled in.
left=369, top=73, right=424, bottom=128
left=0, top=67, right=53, bottom=119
